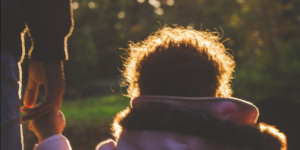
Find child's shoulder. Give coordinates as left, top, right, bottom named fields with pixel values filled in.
left=96, top=139, right=116, bottom=150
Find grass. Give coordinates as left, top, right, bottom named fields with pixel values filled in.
left=23, top=94, right=300, bottom=150
left=61, top=94, right=130, bottom=127
left=23, top=94, right=130, bottom=150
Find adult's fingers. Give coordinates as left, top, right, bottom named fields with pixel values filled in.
left=25, top=100, right=53, bottom=115
left=42, top=61, right=65, bottom=110
left=21, top=104, right=54, bottom=123
left=20, top=106, right=30, bottom=113
left=23, top=79, right=40, bottom=108
left=45, top=85, right=65, bottom=110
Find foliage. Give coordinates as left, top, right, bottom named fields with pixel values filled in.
left=59, top=0, right=300, bottom=101
left=21, top=2, right=300, bottom=149
left=23, top=94, right=129, bottom=150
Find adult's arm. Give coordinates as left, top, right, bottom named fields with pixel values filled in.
left=21, top=0, right=74, bottom=122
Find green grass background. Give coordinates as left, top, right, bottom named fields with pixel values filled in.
left=23, top=94, right=130, bottom=150
left=61, top=94, right=130, bottom=127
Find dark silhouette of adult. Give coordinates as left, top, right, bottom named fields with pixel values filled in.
left=256, top=98, right=300, bottom=150
left=1, top=0, right=73, bottom=149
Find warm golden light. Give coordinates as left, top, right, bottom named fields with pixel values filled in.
left=118, top=11, right=125, bottom=19
left=166, top=0, right=174, bottom=6
left=137, top=0, right=145, bottom=3
left=236, top=0, right=244, bottom=4
left=259, top=123, right=287, bottom=150
left=88, top=2, right=96, bottom=9
left=72, top=2, right=79, bottom=10
left=149, top=0, right=161, bottom=8
left=154, top=8, right=164, bottom=15
left=123, top=26, right=235, bottom=98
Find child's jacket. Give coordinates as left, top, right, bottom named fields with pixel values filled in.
left=97, top=96, right=287, bottom=150
left=34, top=96, right=287, bottom=150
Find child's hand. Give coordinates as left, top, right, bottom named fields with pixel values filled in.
left=22, top=108, right=66, bottom=143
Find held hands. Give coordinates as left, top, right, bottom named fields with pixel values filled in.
left=26, top=110, right=66, bottom=143
left=21, top=60, right=65, bottom=122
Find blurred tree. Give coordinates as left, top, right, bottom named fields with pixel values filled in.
left=58, top=0, right=299, bottom=101
left=231, top=0, right=300, bottom=100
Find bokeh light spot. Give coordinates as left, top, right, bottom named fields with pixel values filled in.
left=149, top=0, right=161, bottom=8
left=166, top=0, right=174, bottom=6
left=154, top=8, right=164, bottom=15
left=118, top=11, right=126, bottom=19
left=236, top=0, right=244, bottom=4
left=88, top=2, right=96, bottom=9
left=73, top=2, right=79, bottom=10
left=137, top=0, right=145, bottom=3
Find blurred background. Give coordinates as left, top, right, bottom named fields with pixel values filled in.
left=21, top=0, right=300, bottom=149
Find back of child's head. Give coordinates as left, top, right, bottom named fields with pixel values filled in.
left=122, top=26, right=235, bottom=98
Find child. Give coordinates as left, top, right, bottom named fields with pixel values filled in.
left=25, top=110, right=71, bottom=150
left=25, top=26, right=287, bottom=150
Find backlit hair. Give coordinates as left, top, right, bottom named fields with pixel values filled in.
left=122, top=26, right=235, bottom=98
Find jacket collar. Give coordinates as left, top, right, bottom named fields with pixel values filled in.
left=113, top=96, right=286, bottom=150
left=131, top=96, right=259, bottom=125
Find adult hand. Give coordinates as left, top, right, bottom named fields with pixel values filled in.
left=21, top=60, right=65, bottom=123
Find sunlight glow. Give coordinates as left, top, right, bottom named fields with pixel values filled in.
left=153, top=2, right=161, bottom=8
left=118, top=11, right=126, bottom=19
left=166, top=0, right=174, bottom=6
left=259, top=122, right=287, bottom=148
left=201, top=41, right=211, bottom=48
left=149, top=0, right=156, bottom=5
left=137, top=0, right=145, bottom=3
left=149, top=0, right=161, bottom=8
left=73, top=2, right=79, bottom=10
left=236, top=0, right=244, bottom=4
left=88, top=2, right=96, bottom=9
left=154, top=8, right=164, bottom=15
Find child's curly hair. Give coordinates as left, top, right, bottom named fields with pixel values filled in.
left=122, top=26, right=235, bottom=98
